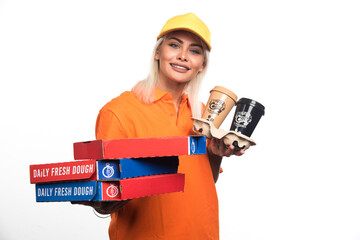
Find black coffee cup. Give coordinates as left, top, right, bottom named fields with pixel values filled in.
left=230, top=98, right=265, bottom=137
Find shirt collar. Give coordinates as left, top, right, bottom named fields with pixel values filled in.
left=153, top=88, right=169, bottom=101
left=154, top=88, right=190, bottom=106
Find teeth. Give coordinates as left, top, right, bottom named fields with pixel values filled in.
left=172, top=64, right=187, bottom=70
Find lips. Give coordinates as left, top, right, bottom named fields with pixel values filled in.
left=170, top=63, right=190, bottom=72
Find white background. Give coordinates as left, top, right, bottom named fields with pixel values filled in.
left=1, top=0, right=360, bottom=239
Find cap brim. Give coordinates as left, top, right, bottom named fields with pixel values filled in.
left=157, top=28, right=211, bottom=51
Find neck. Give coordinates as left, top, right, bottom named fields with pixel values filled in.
left=156, top=78, right=187, bottom=113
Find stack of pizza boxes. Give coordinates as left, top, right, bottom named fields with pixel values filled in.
left=30, top=136, right=206, bottom=202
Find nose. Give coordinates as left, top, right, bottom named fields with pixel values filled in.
left=177, top=49, right=188, bottom=62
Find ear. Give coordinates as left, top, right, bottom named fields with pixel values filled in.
left=198, top=61, right=206, bottom=73
left=154, top=50, right=160, bottom=60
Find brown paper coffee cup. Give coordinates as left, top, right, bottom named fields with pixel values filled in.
left=202, top=86, right=237, bottom=128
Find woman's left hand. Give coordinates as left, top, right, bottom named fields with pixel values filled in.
left=207, top=138, right=245, bottom=157
left=207, top=138, right=245, bottom=182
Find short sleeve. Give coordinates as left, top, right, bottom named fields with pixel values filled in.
left=95, top=108, right=128, bottom=140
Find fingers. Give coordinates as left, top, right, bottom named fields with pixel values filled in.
left=228, top=145, right=245, bottom=156
left=208, top=138, right=245, bottom=157
left=233, top=149, right=245, bottom=156
left=224, top=145, right=233, bottom=157
left=71, top=201, right=101, bottom=208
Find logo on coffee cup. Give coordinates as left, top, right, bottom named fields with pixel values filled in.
left=106, top=184, right=119, bottom=198
left=234, top=111, right=252, bottom=128
left=102, top=163, right=114, bottom=178
left=207, top=99, right=226, bottom=115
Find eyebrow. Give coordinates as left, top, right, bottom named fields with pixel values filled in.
left=168, top=37, right=203, bottom=49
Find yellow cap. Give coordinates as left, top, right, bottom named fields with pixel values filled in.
left=157, top=13, right=211, bottom=51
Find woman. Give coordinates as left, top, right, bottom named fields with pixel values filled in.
left=91, top=13, right=244, bottom=239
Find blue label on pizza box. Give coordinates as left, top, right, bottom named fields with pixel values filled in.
left=189, top=136, right=207, bottom=155
left=119, top=156, right=179, bottom=179
left=96, top=156, right=179, bottom=180
left=36, top=181, right=97, bottom=202
left=35, top=181, right=121, bottom=202
left=96, top=160, right=121, bottom=180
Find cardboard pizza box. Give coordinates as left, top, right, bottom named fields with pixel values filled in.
left=73, top=136, right=206, bottom=160
left=30, top=156, right=179, bottom=184
left=35, top=173, right=185, bottom=202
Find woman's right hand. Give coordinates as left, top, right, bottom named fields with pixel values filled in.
left=71, top=200, right=130, bottom=214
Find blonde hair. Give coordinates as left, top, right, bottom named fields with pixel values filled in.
left=132, top=35, right=210, bottom=118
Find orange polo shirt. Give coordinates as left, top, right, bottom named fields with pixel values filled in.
left=95, top=89, right=219, bottom=240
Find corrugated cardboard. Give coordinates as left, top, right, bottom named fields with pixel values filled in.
left=98, top=156, right=179, bottom=180
left=193, top=117, right=256, bottom=150
left=30, top=160, right=97, bottom=184
left=35, top=173, right=185, bottom=202
left=73, top=136, right=206, bottom=160
left=30, top=157, right=179, bottom=184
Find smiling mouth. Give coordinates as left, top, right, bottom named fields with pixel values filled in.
left=170, top=63, right=189, bottom=70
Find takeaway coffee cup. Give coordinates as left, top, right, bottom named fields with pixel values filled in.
left=230, top=98, right=265, bottom=137
left=202, top=86, right=237, bottom=128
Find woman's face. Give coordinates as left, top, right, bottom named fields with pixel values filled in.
left=155, top=31, right=206, bottom=87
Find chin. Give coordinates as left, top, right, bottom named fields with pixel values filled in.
left=169, top=76, right=193, bottom=84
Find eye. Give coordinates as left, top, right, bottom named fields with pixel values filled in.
left=190, top=48, right=203, bottom=55
left=169, top=43, right=179, bottom=48
left=190, top=49, right=201, bottom=54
